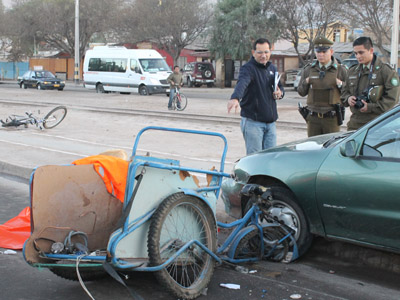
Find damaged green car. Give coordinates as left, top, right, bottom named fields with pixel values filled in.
left=222, top=105, right=400, bottom=256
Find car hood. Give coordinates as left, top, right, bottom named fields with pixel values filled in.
left=39, top=77, right=61, bottom=81
left=231, top=132, right=352, bottom=185
left=246, top=132, right=350, bottom=156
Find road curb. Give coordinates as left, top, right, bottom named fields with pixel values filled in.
left=0, top=161, right=32, bottom=183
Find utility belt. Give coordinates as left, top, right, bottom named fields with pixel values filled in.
left=309, top=110, right=336, bottom=118
left=298, top=103, right=345, bottom=125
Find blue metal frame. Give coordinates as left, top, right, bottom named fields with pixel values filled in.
left=27, top=126, right=296, bottom=274
left=216, top=203, right=299, bottom=263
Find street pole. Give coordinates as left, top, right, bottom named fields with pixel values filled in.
left=390, top=0, right=399, bottom=69
left=74, top=0, right=80, bottom=84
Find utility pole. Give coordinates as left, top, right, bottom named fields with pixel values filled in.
left=390, top=0, right=399, bottom=69
left=74, top=0, right=80, bottom=84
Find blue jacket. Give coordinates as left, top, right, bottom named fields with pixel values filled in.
left=231, top=57, right=284, bottom=123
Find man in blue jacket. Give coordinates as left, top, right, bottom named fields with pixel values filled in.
left=228, top=38, right=284, bottom=155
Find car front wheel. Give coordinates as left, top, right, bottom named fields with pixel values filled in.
left=244, top=184, right=313, bottom=257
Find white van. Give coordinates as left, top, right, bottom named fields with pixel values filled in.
left=83, top=46, right=171, bottom=95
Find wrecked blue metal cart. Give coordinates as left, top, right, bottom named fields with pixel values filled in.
left=23, top=126, right=296, bottom=299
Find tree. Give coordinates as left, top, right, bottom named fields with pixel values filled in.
left=123, top=0, right=213, bottom=65
left=340, top=0, right=394, bottom=59
left=4, top=0, right=125, bottom=59
left=209, top=0, right=280, bottom=63
left=268, top=0, right=342, bottom=66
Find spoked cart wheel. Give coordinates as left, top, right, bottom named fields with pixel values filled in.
left=43, top=106, right=67, bottom=129
left=147, top=192, right=217, bottom=299
left=233, top=225, right=289, bottom=262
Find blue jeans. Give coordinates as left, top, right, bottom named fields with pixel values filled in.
left=168, top=88, right=176, bottom=108
left=240, top=117, right=277, bottom=155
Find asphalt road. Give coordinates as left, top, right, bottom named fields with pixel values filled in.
left=1, top=175, right=400, bottom=300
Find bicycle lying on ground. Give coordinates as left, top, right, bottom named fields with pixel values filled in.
left=0, top=106, right=67, bottom=130
left=170, top=87, right=187, bottom=111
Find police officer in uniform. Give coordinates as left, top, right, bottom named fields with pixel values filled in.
left=298, top=36, right=347, bottom=137
left=342, top=36, right=399, bottom=130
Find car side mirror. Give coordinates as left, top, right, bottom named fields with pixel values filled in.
left=340, top=140, right=357, bottom=157
left=135, top=67, right=142, bottom=74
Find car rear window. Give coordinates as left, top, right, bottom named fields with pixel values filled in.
left=197, top=64, right=212, bottom=71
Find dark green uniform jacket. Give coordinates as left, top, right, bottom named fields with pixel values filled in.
left=298, top=57, right=347, bottom=113
left=342, top=55, right=400, bottom=130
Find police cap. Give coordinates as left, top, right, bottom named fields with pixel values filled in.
left=314, top=36, right=334, bottom=52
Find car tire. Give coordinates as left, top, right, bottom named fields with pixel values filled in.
left=139, top=85, right=149, bottom=96
left=23, top=83, right=27, bottom=89
left=243, top=184, right=313, bottom=257
left=207, top=83, right=214, bottom=88
left=187, top=78, right=193, bottom=87
left=96, top=83, right=105, bottom=93
left=203, top=70, right=212, bottom=79
left=37, top=83, right=43, bottom=90
left=58, top=88, right=64, bottom=91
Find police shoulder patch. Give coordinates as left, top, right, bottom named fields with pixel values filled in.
left=391, top=77, right=399, bottom=86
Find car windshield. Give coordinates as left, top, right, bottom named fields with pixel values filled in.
left=35, top=71, right=55, bottom=78
left=139, top=59, right=170, bottom=72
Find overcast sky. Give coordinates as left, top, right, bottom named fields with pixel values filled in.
left=3, top=0, right=12, bottom=8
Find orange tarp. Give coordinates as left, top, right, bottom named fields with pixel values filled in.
left=72, top=155, right=129, bottom=202
left=0, top=207, right=31, bottom=250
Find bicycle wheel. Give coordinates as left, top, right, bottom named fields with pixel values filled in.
left=148, top=192, right=216, bottom=299
left=43, top=106, right=67, bottom=129
left=234, top=226, right=289, bottom=262
left=176, top=93, right=188, bottom=111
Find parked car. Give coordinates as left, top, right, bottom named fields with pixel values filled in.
left=182, top=62, right=216, bottom=87
left=284, top=69, right=299, bottom=86
left=293, top=69, right=302, bottom=91
left=18, top=70, right=65, bottom=91
left=221, top=105, right=400, bottom=257
left=342, top=58, right=358, bottom=69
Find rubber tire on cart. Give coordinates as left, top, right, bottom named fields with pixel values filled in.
left=243, top=184, right=313, bottom=257
left=233, top=225, right=289, bottom=262
left=148, top=192, right=216, bottom=299
left=139, top=85, right=149, bottom=95
left=96, top=83, right=105, bottom=93
left=43, top=106, right=67, bottom=129
left=49, top=265, right=107, bottom=281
